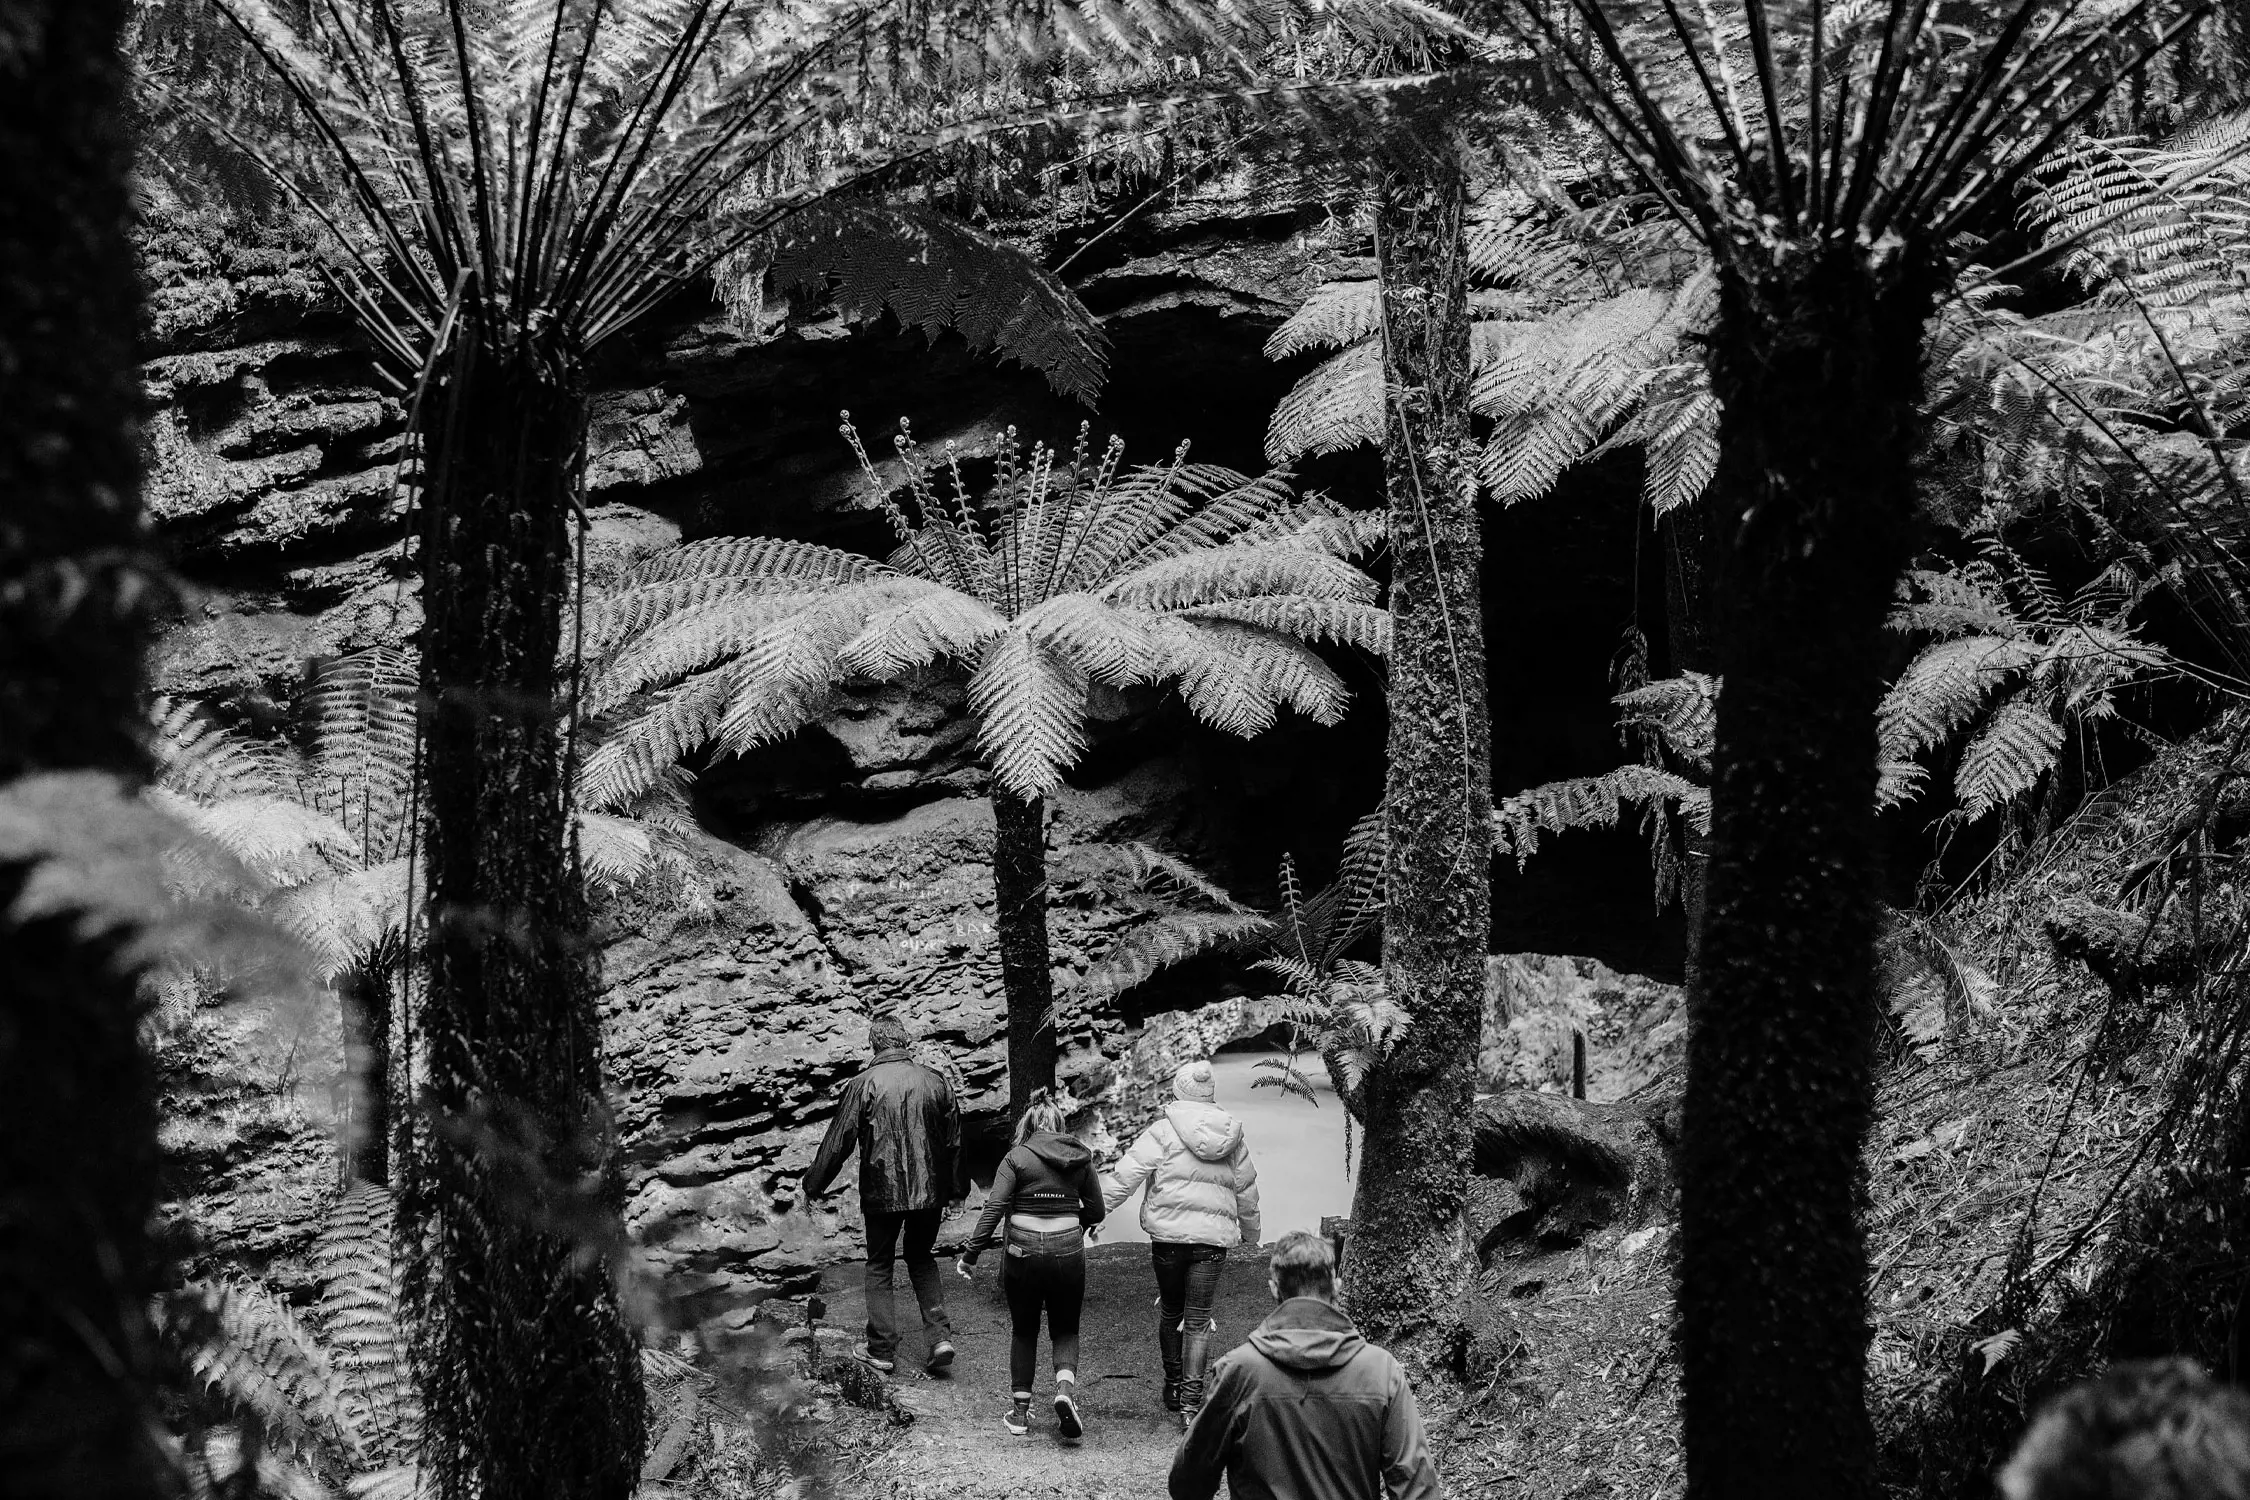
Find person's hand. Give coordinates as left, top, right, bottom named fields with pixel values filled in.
left=944, top=1200, right=964, bottom=1219
left=1085, top=1224, right=1101, bottom=1245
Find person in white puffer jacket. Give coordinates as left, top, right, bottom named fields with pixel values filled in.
left=1102, top=1059, right=1262, bottom=1427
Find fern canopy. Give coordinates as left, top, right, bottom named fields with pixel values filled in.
left=1878, top=554, right=2178, bottom=820
left=584, top=418, right=1387, bottom=803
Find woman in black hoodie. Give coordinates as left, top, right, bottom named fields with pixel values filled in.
left=959, top=1090, right=1105, bottom=1439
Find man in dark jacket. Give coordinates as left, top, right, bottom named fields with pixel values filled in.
left=804, top=1014, right=967, bottom=1374
left=1171, top=1231, right=1441, bottom=1500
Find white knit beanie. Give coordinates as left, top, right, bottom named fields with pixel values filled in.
left=1173, top=1059, right=1217, bottom=1103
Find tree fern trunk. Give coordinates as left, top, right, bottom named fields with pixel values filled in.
left=0, top=1, right=172, bottom=1493
left=341, top=963, right=390, bottom=1187
left=1680, top=239, right=1932, bottom=1500
left=1664, top=502, right=1719, bottom=990
left=403, top=331, right=644, bottom=1500
left=1346, top=143, right=1491, bottom=1336
left=992, top=790, right=1057, bottom=1119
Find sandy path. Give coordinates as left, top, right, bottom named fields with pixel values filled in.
left=823, top=1243, right=1276, bottom=1500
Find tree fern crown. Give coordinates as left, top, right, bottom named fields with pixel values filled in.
left=584, top=416, right=1388, bottom=804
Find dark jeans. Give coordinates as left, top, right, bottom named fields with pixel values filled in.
left=1151, top=1240, right=1226, bottom=1407
left=1001, top=1224, right=1086, bottom=1394
left=864, top=1206, right=951, bottom=1359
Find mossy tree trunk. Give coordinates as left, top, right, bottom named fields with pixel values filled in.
left=1663, top=498, right=1720, bottom=989
left=1679, top=239, right=1933, bottom=1500
left=402, top=327, right=645, bottom=1500
left=993, top=790, right=1057, bottom=1119
left=1346, top=141, right=1491, bottom=1335
left=0, top=2, right=173, bottom=1494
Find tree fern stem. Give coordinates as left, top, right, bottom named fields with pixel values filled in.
left=1347, top=141, right=1491, bottom=1338
left=0, top=1, right=173, bottom=1492
left=341, top=963, right=392, bottom=1187
left=993, top=790, right=1058, bottom=1118
left=403, top=329, right=644, bottom=1500
left=1681, top=237, right=1933, bottom=1500
left=1663, top=500, right=1720, bottom=991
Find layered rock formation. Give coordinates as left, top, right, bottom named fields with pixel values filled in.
left=143, top=196, right=1690, bottom=1316
left=141, top=198, right=1362, bottom=1309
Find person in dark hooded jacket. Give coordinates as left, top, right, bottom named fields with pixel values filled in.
left=959, top=1089, right=1105, bottom=1440
left=804, top=1014, right=967, bottom=1374
left=1171, top=1231, right=1440, bottom=1500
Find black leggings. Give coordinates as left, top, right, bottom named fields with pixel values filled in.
left=1001, top=1225, right=1085, bottom=1394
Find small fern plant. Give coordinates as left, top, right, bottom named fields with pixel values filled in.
left=579, top=415, right=1387, bottom=1111
left=1878, top=547, right=2180, bottom=832
left=1066, top=811, right=1399, bottom=1137
left=155, top=647, right=695, bottom=973
left=152, top=649, right=692, bottom=1182
left=165, top=1182, right=424, bottom=1500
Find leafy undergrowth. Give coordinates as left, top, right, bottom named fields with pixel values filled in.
left=1430, top=715, right=2244, bottom=1500
left=637, top=1323, right=908, bottom=1500
left=1440, top=1226, right=1682, bottom=1500
left=1867, top=715, right=2246, bottom=1497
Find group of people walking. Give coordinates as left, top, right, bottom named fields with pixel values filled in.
left=806, top=1017, right=1438, bottom=1500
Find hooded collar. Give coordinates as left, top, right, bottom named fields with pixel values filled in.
left=1164, top=1099, right=1244, bottom=1161
left=1248, top=1296, right=1366, bottom=1372
left=1021, top=1129, right=1092, bottom=1167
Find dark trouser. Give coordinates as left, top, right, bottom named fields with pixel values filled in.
left=1151, top=1241, right=1226, bottom=1410
left=863, top=1206, right=951, bottom=1359
left=1001, top=1224, right=1086, bottom=1394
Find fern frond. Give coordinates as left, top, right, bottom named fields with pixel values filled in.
left=302, top=649, right=420, bottom=863
left=1493, top=764, right=1709, bottom=866
left=1017, top=594, right=1153, bottom=688
left=149, top=790, right=357, bottom=888
left=755, top=201, right=1107, bottom=404
left=584, top=589, right=829, bottom=716
left=969, top=632, right=1089, bottom=799
left=171, top=1279, right=361, bottom=1462
left=1263, top=279, right=1379, bottom=360
left=575, top=812, right=654, bottom=889
left=269, top=858, right=412, bottom=982
left=1104, top=545, right=1376, bottom=610
left=2036, top=623, right=2176, bottom=705
left=1637, top=387, right=1721, bottom=515
left=578, top=668, right=745, bottom=815
left=1877, top=758, right=1931, bottom=810
left=1051, top=841, right=1252, bottom=913
left=1264, top=341, right=1381, bottom=464
left=179, top=1428, right=341, bottom=1500
left=1954, top=696, right=2068, bottom=820
left=1612, top=672, right=1719, bottom=772
left=152, top=698, right=295, bottom=803
left=1180, top=595, right=1391, bottom=655
left=347, top=1467, right=428, bottom=1500
left=1890, top=564, right=2022, bottom=640
left=317, top=1182, right=419, bottom=1465
left=1077, top=911, right=1277, bottom=999
left=836, top=588, right=1009, bottom=681
left=617, top=536, right=892, bottom=592
left=1149, top=619, right=1350, bottom=735
left=1877, top=635, right=2043, bottom=762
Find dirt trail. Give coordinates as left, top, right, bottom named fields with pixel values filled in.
left=822, top=1242, right=1276, bottom=1500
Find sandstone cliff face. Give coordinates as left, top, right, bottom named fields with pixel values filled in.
left=142, top=201, right=1361, bottom=1309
